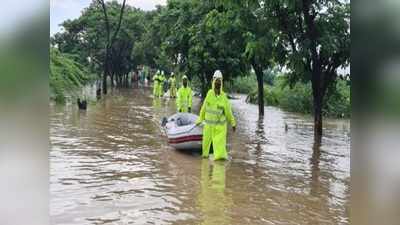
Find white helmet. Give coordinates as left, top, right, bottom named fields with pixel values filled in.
left=213, top=70, right=223, bottom=80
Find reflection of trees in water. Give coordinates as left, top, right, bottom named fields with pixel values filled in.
left=310, top=139, right=322, bottom=197
left=309, top=139, right=345, bottom=224
left=255, top=116, right=269, bottom=146
left=197, top=160, right=231, bottom=225
left=251, top=117, right=269, bottom=162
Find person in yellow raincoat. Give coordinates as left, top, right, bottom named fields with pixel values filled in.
left=152, top=70, right=161, bottom=97
left=158, top=71, right=166, bottom=97
left=196, top=70, right=236, bottom=160
left=168, top=72, right=177, bottom=98
left=176, top=75, right=192, bottom=113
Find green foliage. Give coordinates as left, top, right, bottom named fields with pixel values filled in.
left=226, top=75, right=257, bottom=94
left=247, top=85, right=281, bottom=107
left=324, top=79, right=351, bottom=118
left=51, top=1, right=148, bottom=77
left=50, top=48, right=95, bottom=103
left=247, top=78, right=350, bottom=118
left=224, top=68, right=280, bottom=94
left=278, top=82, right=313, bottom=115
left=262, top=0, right=350, bottom=87
left=50, top=0, right=351, bottom=123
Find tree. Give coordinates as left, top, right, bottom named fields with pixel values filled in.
left=52, top=0, right=147, bottom=90
left=158, top=0, right=247, bottom=97
left=265, top=0, right=350, bottom=138
left=220, top=0, right=279, bottom=116
left=97, top=0, right=127, bottom=94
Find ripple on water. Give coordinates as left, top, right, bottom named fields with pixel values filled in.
left=50, top=89, right=350, bottom=225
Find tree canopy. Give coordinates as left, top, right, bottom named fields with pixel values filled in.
left=51, top=0, right=350, bottom=138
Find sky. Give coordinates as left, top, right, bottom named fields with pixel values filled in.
left=50, top=0, right=166, bottom=36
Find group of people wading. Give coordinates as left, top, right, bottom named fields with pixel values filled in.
left=153, top=70, right=236, bottom=161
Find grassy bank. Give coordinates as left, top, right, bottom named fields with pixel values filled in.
left=50, top=48, right=96, bottom=103
left=224, top=72, right=350, bottom=118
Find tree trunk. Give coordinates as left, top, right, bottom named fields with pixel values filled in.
left=110, top=73, right=114, bottom=87
left=96, top=79, right=102, bottom=99
left=125, top=73, right=128, bottom=87
left=124, top=73, right=128, bottom=88
left=201, top=73, right=207, bottom=100
left=312, top=83, right=324, bottom=140
left=102, top=72, right=107, bottom=94
left=102, top=48, right=109, bottom=94
left=253, top=63, right=264, bottom=116
left=97, top=0, right=126, bottom=94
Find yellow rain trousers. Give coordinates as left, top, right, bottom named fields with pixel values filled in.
left=169, top=77, right=177, bottom=98
left=176, top=86, right=192, bottom=112
left=196, top=79, right=236, bottom=160
left=152, top=74, right=160, bottom=97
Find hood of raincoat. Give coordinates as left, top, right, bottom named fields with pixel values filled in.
left=182, top=75, right=190, bottom=85
left=211, top=70, right=224, bottom=94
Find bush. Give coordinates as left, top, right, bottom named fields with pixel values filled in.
left=247, top=85, right=280, bottom=106
left=279, top=82, right=313, bottom=114
left=50, top=48, right=95, bottom=103
left=247, top=78, right=350, bottom=118
left=324, top=80, right=350, bottom=118
left=228, top=75, right=257, bottom=94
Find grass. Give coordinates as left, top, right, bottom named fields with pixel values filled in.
left=246, top=77, right=350, bottom=118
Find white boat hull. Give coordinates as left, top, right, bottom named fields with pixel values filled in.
left=163, top=113, right=203, bottom=150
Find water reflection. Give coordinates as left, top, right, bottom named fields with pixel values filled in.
left=256, top=116, right=270, bottom=148
left=310, top=140, right=322, bottom=197
left=197, top=160, right=231, bottom=225
left=152, top=97, right=161, bottom=110
left=50, top=89, right=350, bottom=225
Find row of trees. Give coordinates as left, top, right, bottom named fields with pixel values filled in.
left=51, top=0, right=350, bottom=138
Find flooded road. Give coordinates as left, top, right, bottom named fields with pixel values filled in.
left=50, top=86, right=350, bottom=225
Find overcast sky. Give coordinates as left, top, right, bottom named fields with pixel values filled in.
left=50, top=0, right=166, bottom=36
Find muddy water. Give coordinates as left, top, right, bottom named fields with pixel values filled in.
left=50, top=86, right=350, bottom=225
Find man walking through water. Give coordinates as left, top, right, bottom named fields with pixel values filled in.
left=159, top=71, right=166, bottom=97
left=176, top=75, right=192, bottom=113
left=153, top=70, right=161, bottom=97
left=196, top=70, right=236, bottom=160
left=169, top=72, right=177, bottom=98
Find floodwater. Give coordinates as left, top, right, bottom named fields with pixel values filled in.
left=50, top=86, right=350, bottom=225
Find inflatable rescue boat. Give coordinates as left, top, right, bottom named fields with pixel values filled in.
left=162, top=113, right=203, bottom=150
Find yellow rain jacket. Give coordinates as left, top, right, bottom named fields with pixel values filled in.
left=153, top=73, right=160, bottom=97
left=196, top=78, right=236, bottom=160
left=169, top=76, right=177, bottom=98
left=176, top=84, right=192, bottom=112
left=158, top=74, right=166, bottom=97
